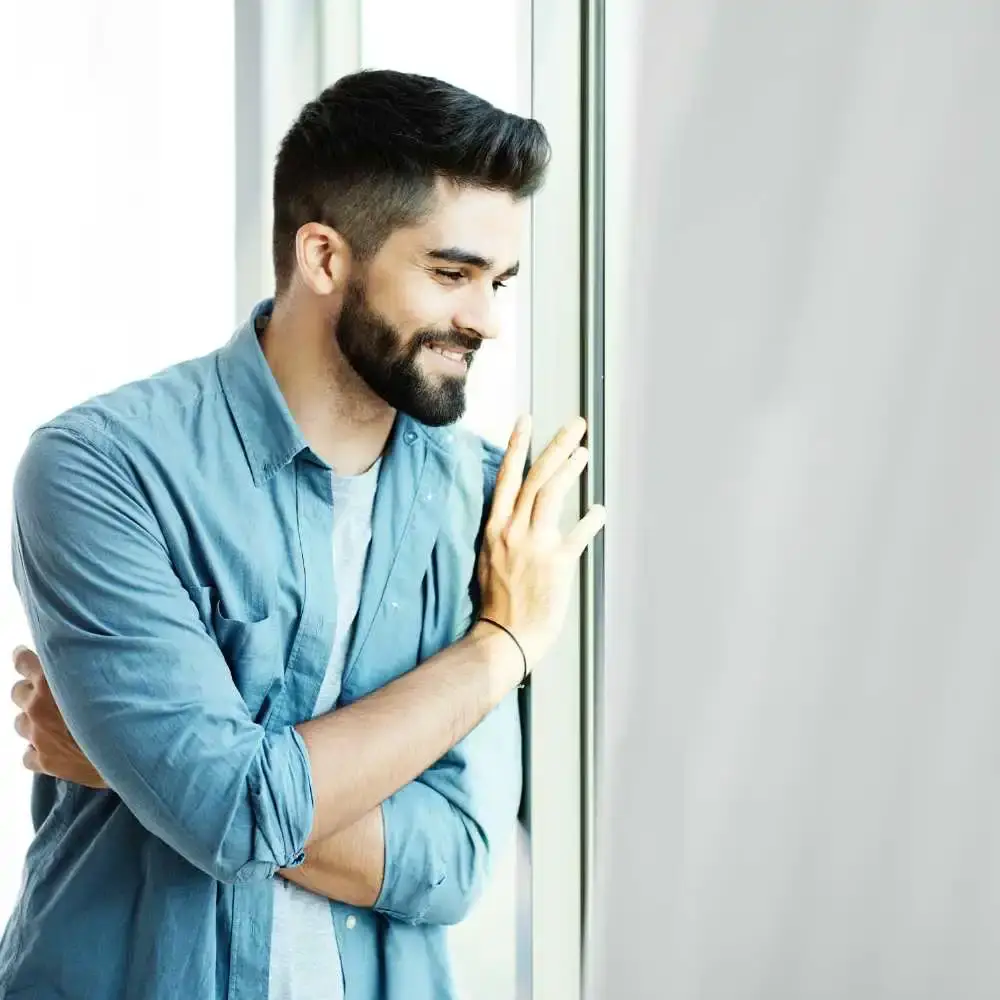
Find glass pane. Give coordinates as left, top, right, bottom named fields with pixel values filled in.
left=360, top=4, right=532, bottom=999
left=0, top=1, right=235, bottom=919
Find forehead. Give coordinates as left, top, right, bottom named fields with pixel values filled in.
left=389, top=180, right=526, bottom=269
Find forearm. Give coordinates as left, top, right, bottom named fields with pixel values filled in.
left=279, top=807, right=385, bottom=907
left=299, top=621, right=522, bottom=846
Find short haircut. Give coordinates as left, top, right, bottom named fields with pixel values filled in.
left=272, top=69, right=551, bottom=292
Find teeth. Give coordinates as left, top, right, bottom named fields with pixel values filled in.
left=429, top=345, right=464, bottom=362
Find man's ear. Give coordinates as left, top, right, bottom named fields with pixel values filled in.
left=294, top=222, right=352, bottom=295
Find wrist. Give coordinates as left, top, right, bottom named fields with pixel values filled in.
left=468, top=620, right=526, bottom=700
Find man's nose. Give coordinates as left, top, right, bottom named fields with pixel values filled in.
left=452, top=285, right=501, bottom=342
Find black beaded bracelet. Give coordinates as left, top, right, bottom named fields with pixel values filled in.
left=478, top=616, right=529, bottom=687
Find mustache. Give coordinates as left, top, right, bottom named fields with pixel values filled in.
left=411, top=329, right=483, bottom=355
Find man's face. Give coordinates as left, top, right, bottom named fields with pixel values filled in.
left=334, top=180, right=525, bottom=426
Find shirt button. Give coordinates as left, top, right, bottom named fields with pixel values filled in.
left=403, top=430, right=418, bottom=445
left=345, top=915, right=357, bottom=930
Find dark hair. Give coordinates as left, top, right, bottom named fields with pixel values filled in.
left=271, top=69, right=551, bottom=293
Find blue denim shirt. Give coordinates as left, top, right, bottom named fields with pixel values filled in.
left=0, top=301, right=521, bottom=1000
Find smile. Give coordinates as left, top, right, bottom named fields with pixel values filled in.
left=423, top=344, right=471, bottom=369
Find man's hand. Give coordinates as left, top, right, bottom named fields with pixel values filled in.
left=11, top=646, right=107, bottom=789
left=476, top=414, right=606, bottom=668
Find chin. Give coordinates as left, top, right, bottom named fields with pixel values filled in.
left=404, top=387, right=467, bottom=427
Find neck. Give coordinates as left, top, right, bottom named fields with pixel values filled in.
left=260, top=296, right=397, bottom=476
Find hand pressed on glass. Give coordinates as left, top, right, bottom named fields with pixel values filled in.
left=475, top=413, right=606, bottom=673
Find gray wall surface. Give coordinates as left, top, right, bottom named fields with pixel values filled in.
left=590, top=3, right=1000, bottom=998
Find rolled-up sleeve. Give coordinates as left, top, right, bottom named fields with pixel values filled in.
left=11, top=423, right=314, bottom=884
left=374, top=688, right=522, bottom=926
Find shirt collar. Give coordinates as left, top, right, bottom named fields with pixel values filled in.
left=216, top=298, right=309, bottom=487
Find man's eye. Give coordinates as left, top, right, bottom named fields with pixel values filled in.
left=435, top=269, right=464, bottom=282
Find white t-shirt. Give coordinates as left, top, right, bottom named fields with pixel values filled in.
left=268, top=459, right=381, bottom=1000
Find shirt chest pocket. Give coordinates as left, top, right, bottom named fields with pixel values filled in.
left=199, top=588, right=283, bottom=724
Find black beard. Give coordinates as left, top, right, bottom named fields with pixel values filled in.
left=334, top=280, right=480, bottom=427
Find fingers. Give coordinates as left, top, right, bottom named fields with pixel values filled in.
left=23, top=745, right=41, bottom=774
left=532, top=446, right=590, bottom=528
left=11, top=678, right=32, bottom=710
left=13, top=646, right=41, bottom=678
left=488, top=414, right=532, bottom=532
left=564, top=504, right=607, bottom=558
left=512, top=416, right=587, bottom=532
left=14, top=712, right=31, bottom=741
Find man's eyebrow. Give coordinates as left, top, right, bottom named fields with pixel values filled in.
left=427, top=247, right=520, bottom=279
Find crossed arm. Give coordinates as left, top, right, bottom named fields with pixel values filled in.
left=279, top=807, right=386, bottom=906
left=10, top=422, right=525, bottom=925
left=16, top=641, right=518, bottom=921
left=14, top=648, right=385, bottom=905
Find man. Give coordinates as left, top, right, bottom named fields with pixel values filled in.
left=1, top=70, right=604, bottom=1000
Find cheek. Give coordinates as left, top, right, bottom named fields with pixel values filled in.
left=381, top=278, right=452, bottom=335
